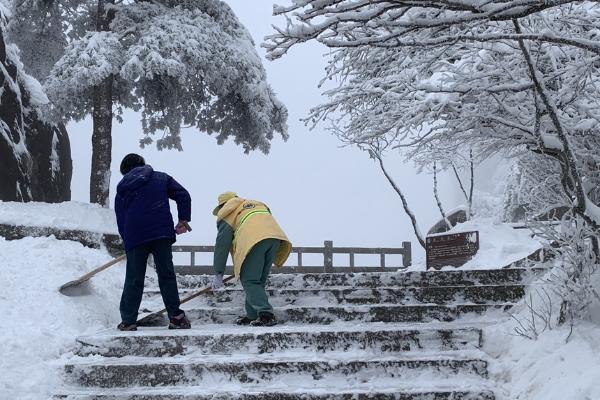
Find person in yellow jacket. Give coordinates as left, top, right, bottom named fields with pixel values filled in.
left=211, top=192, right=292, bottom=326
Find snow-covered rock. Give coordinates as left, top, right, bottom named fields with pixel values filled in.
left=0, top=12, right=72, bottom=203
left=428, top=206, right=469, bottom=235
left=0, top=201, right=117, bottom=234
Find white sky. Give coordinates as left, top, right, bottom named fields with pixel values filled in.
left=67, top=0, right=465, bottom=262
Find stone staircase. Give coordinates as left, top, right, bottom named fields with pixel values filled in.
left=57, top=268, right=540, bottom=399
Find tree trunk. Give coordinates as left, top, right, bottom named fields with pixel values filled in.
left=373, top=150, right=426, bottom=249
left=433, top=162, right=451, bottom=230
left=89, top=0, right=115, bottom=206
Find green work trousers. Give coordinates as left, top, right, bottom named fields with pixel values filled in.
left=240, top=238, right=281, bottom=319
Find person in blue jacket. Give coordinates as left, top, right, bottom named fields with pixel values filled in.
left=114, top=153, right=192, bottom=331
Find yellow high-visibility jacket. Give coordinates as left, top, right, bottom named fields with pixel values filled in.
left=214, top=197, right=292, bottom=277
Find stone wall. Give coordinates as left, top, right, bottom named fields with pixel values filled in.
left=0, top=223, right=123, bottom=257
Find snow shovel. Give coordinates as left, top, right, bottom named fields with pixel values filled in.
left=136, top=274, right=236, bottom=326
left=59, top=254, right=127, bottom=296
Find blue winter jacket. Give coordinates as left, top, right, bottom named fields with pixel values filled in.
left=115, top=165, right=191, bottom=252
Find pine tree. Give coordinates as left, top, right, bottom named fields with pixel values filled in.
left=12, top=0, right=288, bottom=206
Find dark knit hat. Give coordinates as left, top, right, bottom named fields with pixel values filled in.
left=120, top=153, right=145, bottom=175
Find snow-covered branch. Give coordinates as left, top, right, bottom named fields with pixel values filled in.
left=265, top=0, right=597, bottom=59
left=46, top=0, right=289, bottom=154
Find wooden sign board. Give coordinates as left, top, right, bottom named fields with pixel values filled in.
left=426, top=231, right=479, bottom=270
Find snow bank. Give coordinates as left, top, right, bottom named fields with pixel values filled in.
left=485, top=321, right=600, bottom=400
left=425, top=219, right=542, bottom=271
left=0, top=236, right=124, bottom=400
left=0, top=201, right=118, bottom=234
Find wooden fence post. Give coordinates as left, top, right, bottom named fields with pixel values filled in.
left=324, top=240, right=333, bottom=272
left=402, top=241, right=412, bottom=267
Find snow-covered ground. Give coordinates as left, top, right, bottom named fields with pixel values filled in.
left=0, top=236, right=123, bottom=400
left=0, top=202, right=597, bottom=400
left=486, top=318, right=600, bottom=400
left=0, top=201, right=118, bottom=234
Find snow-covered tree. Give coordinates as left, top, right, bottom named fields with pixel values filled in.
left=265, top=1, right=600, bottom=230
left=11, top=0, right=289, bottom=206
left=503, top=154, right=566, bottom=222
left=7, top=0, right=86, bottom=81
left=266, top=0, right=600, bottom=324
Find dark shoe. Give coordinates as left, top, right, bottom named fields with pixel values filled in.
left=250, top=312, right=277, bottom=327
left=169, top=311, right=191, bottom=330
left=235, top=315, right=256, bottom=326
left=117, top=322, right=137, bottom=331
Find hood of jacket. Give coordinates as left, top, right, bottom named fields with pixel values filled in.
left=217, top=197, right=245, bottom=221
left=117, top=165, right=154, bottom=194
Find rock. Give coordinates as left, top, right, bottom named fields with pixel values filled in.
left=0, top=27, right=32, bottom=201
left=0, top=223, right=123, bottom=256
left=26, top=120, right=72, bottom=202
left=427, top=208, right=468, bottom=235
left=0, top=19, right=72, bottom=203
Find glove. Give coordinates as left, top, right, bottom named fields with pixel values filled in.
left=175, top=221, right=188, bottom=235
left=212, top=273, right=224, bottom=290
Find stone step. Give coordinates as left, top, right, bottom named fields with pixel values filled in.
left=175, top=304, right=512, bottom=325
left=142, top=285, right=526, bottom=307
left=64, top=355, right=489, bottom=388
left=168, top=269, right=541, bottom=290
left=56, top=387, right=496, bottom=399
left=75, top=324, right=482, bottom=357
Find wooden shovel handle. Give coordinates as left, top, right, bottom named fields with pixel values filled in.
left=78, top=254, right=126, bottom=282
left=179, top=274, right=236, bottom=305
left=137, top=275, right=236, bottom=324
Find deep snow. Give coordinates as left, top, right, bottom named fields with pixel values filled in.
left=0, top=236, right=123, bottom=400
left=486, top=321, right=600, bottom=400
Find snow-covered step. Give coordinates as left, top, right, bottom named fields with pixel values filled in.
left=75, top=323, right=482, bottom=357
left=64, top=354, right=489, bottom=388
left=58, top=265, right=529, bottom=399
left=143, top=285, right=526, bottom=307
left=176, top=304, right=513, bottom=325
left=171, top=268, right=542, bottom=290
left=56, top=386, right=496, bottom=399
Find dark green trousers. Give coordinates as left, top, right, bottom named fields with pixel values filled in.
left=239, top=238, right=281, bottom=319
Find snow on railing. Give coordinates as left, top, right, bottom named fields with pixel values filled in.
left=172, top=240, right=412, bottom=275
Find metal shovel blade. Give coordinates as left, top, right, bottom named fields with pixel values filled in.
left=59, top=279, right=93, bottom=297
left=58, top=254, right=126, bottom=297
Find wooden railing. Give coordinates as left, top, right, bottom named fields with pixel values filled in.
left=172, top=240, right=412, bottom=275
